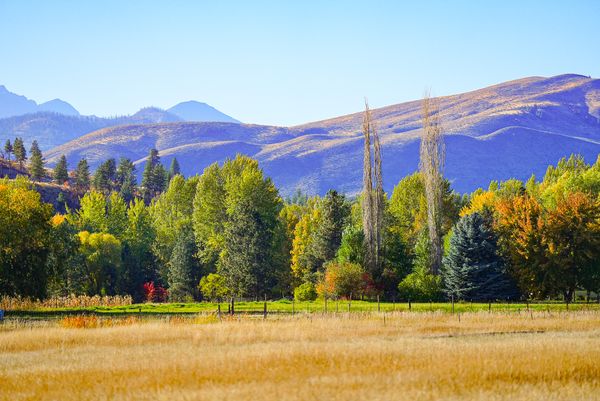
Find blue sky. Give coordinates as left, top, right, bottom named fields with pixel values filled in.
left=1, top=0, right=599, bottom=126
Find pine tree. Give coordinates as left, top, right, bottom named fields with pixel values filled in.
left=116, top=158, right=137, bottom=202
left=74, top=158, right=91, bottom=193
left=4, top=139, right=12, bottom=161
left=54, top=155, right=69, bottom=184
left=141, top=148, right=166, bottom=202
left=307, top=190, right=350, bottom=267
left=442, top=211, right=519, bottom=301
left=29, top=140, right=45, bottom=180
left=168, top=230, right=198, bottom=301
left=13, top=137, right=26, bottom=169
left=168, top=158, right=181, bottom=180
left=93, top=158, right=116, bottom=193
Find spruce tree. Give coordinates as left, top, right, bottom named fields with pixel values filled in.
left=307, top=190, right=350, bottom=269
left=4, top=139, right=12, bottom=161
left=116, top=158, right=137, bottom=202
left=74, top=158, right=91, bottom=193
left=442, top=211, right=519, bottom=301
left=168, top=158, right=181, bottom=180
left=141, top=148, right=166, bottom=202
left=13, top=137, right=26, bottom=168
left=29, top=140, right=45, bottom=180
left=168, top=230, right=198, bottom=301
left=93, top=158, right=116, bottom=193
left=54, top=155, right=69, bottom=184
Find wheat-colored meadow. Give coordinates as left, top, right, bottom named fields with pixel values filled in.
left=1, top=311, right=600, bottom=400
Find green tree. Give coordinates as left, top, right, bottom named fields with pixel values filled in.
left=442, top=212, right=518, bottom=301
left=168, top=157, right=181, bottom=180
left=46, top=215, right=86, bottom=296
left=77, top=231, right=122, bottom=295
left=397, top=265, right=442, bottom=301
left=74, top=158, right=91, bottom=194
left=53, top=155, right=69, bottom=184
left=106, top=192, right=127, bottom=236
left=199, top=273, right=230, bottom=302
left=150, top=175, right=198, bottom=279
left=13, top=137, right=26, bottom=168
left=194, top=156, right=282, bottom=297
left=93, top=158, right=116, bottom=193
left=76, top=191, right=107, bottom=232
left=116, top=158, right=137, bottom=202
left=168, top=230, right=199, bottom=301
left=4, top=139, right=12, bottom=161
left=0, top=177, right=53, bottom=298
left=122, top=198, right=156, bottom=299
left=29, top=140, right=45, bottom=180
left=141, top=148, right=167, bottom=202
left=306, top=190, right=350, bottom=269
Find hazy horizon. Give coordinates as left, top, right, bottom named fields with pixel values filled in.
left=1, top=0, right=599, bottom=126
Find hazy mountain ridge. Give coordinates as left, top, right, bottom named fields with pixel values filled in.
left=0, top=86, right=240, bottom=149
left=0, top=85, right=80, bottom=118
left=44, top=74, right=600, bottom=195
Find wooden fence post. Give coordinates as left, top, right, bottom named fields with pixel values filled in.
left=408, top=299, right=412, bottom=311
left=263, top=295, right=267, bottom=320
left=377, top=295, right=380, bottom=313
left=292, top=299, right=295, bottom=315
left=451, top=295, right=455, bottom=314
left=324, top=297, right=328, bottom=314
left=231, top=297, right=235, bottom=316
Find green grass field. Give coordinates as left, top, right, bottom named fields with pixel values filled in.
left=5, top=299, right=600, bottom=319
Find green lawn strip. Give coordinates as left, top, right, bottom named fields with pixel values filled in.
left=4, top=300, right=599, bottom=318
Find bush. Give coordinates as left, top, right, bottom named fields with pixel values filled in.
left=397, top=265, right=442, bottom=301
left=294, top=282, right=317, bottom=301
left=199, top=273, right=230, bottom=302
left=143, top=282, right=168, bottom=303
left=317, top=261, right=368, bottom=300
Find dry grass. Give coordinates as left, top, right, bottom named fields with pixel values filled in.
left=1, top=311, right=600, bottom=400
left=0, top=294, right=133, bottom=310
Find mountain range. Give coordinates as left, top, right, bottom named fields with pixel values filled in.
left=39, top=74, right=600, bottom=195
left=0, top=87, right=239, bottom=150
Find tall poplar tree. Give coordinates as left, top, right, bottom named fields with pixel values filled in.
left=419, top=93, right=445, bottom=275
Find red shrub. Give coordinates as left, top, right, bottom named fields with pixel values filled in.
left=143, top=282, right=168, bottom=303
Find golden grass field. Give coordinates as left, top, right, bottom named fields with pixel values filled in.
left=1, top=311, right=600, bottom=400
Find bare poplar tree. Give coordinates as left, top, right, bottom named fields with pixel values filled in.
left=362, top=100, right=384, bottom=278
left=419, top=92, right=445, bottom=275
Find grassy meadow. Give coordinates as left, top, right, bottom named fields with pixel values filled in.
left=2, top=310, right=600, bottom=400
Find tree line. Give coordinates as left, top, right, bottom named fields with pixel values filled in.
left=1, top=102, right=599, bottom=303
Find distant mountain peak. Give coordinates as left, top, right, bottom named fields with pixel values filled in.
left=168, top=101, right=240, bottom=123
left=0, top=85, right=80, bottom=118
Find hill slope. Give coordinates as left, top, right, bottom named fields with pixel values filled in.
left=46, top=74, right=600, bottom=195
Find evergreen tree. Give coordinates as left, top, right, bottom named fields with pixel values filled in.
left=168, top=230, right=198, bottom=301
left=93, top=158, right=116, bottom=193
left=116, top=158, right=137, bottom=202
left=74, top=158, right=91, bottom=193
left=307, top=190, right=350, bottom=269
left=141, top=149, right=166, bottom=202
left=13, top=137, right=26, bottom=169
left=168, top=157, right=181, bottom=180
left=442, top=211, right=519, bottom=301
left=29, top=140, right=45, bottom=180
left=219, top=200, right=270, bottom=297
left=4, top=139, right=12, bottom=161
left=54, top=155, right=69, bottom=184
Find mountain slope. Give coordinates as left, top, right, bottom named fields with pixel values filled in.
left=168, top=101, right=240, bottom=123
left=45, top=74, right=600, bottom=195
